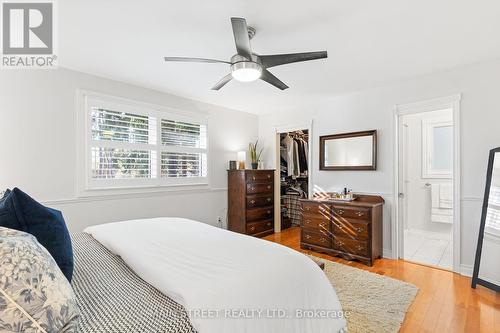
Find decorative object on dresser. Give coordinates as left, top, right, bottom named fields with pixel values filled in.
left=228, top=169, right=275, bottom=237
left=237, top=151, right=246, bottom=169
left=248, top=140, right=264, bottom=170
left=320, top=130, right=377, bottom=170
left=300, top=194, right=384, bottom=266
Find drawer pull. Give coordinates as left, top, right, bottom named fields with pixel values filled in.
left=267, top=185, right=271, bottom=190
left=356, top=212, right=365, bottom=217
left=250, top=226, right=255, bottom=231
left=267, top=210, right=271, bottom=214
left=337, top=224, right=343, bottom=229
left=267, top=174, right=271, bottom=179
left=266, top=222, right=271, bottom=227
left=305, top=206, right=311, bottom=211
left=250, top=200, right=256, bottom=204
left=251, top=187, right=255, bottom=191
left=356, top=245, right=364, bottom=251
left=305, top=234, right=312, bottom=240
left=305, top=220, right=311, bottom=224
left=356, top=227, right=363, bottom=233
left=252, top=176, right=256, bottom=180
left=337, top=240, right=344, bottom=246
left=267, top=198, right=272, bottom=202
left=320, top=237, right=328, bottom=243
left=338, top=210, right=345, bottom=215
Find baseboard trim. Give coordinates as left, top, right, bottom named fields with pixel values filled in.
left=460, top=264, right=473, bottom=277
left=382, top=248, right=393, bottom=259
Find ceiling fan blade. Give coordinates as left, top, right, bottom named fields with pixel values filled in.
left=260, top=69, right=289, bottom=90
left=211, top=74, right=233, bottom=90
left=259, top=51, right=327, bottom=68
left=164, top=57, right=231, bottom=64
left=231, top=17, right=252, bottom=60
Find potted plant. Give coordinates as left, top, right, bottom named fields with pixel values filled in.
left=249, top=140, right=263, bottom=170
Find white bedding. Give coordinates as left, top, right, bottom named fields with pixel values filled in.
left=85, top=218, right=346, bottom=333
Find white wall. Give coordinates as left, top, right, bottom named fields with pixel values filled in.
left=403, top=109, right=453, bottom=234
left=258, top=59, right=500, bottom=270
left=0, top=68, right=258, bottom=232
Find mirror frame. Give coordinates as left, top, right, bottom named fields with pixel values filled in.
left=471, top=147, right=500, bottom=292
left=319, top=130, right=377, bottom=171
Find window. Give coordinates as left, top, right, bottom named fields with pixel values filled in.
left=81, top=92, right=208, bottom=192
left=422, top=113, right=453, bottom=179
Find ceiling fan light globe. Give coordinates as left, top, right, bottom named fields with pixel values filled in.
left=231, top=62, right=262, bottom=82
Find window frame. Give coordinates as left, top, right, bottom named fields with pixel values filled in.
left=77, top=90, right=210, bottom=196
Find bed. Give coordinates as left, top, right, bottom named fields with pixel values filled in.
left=72, top=232, right=195, bottom=333
left=75, top=217, right=347, bottom=333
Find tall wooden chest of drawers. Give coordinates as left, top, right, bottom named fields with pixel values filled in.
left=228, top=170, right=275, bottom=237
left=300, top=195, right=384, bottom=266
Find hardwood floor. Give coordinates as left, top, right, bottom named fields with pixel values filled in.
left=264, top=227, right=500, bottom=333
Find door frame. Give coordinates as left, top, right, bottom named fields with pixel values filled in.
left=273, top=121, right=313, bottom=233
left=392, top=94, right=461, bottom=272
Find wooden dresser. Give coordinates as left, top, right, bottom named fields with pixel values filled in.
left=228, top=170, right=275, bottom=237
left=299, top=194, right=384, bottom=266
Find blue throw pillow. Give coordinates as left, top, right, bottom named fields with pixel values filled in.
left=0, top=188, right=74, bottom=281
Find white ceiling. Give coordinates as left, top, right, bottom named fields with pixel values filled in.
left=60, top=0, right=500, bottom=114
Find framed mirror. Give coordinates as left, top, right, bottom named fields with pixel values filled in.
left=320, top=130, right=377, bottom=170
left=472, top=147, right=500, bottom=292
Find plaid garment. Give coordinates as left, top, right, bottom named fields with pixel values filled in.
left=282, top=194, right=302, bottom=226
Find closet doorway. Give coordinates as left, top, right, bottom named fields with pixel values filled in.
left=274, top=124, right=312, bottom=233
left=394, top=95, right=461, bottom=273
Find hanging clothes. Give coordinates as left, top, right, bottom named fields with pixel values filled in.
left=282, top=134, right=295, bottom=177
left=293, top=138, right=300, bottom=177
left=297, top=138, right=308, bottom=173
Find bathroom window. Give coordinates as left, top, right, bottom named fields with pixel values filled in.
left=422, top=116, right=453, bottom=179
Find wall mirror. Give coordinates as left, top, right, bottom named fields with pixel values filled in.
left=320, top=130, right=377, bottom=170
left=472, top=147, right=500, bottom=292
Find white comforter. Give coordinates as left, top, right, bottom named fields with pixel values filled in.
left=85, top=218, right=346, bottom=333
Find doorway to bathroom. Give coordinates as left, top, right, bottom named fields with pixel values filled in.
left=394, top=96, right=461, bottom=272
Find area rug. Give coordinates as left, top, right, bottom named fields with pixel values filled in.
left=311, top=256, right=418, bottom=333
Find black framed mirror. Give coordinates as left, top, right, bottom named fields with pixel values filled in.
left=471, top=147, right=500, bottom=292
left=319, top=130, right=377, bottom=171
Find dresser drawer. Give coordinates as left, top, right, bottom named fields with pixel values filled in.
left=246, top=170, right=274, bottom=183
left=333, top=206, right=371, bottom=221
left=301, top=202, right=332, bottom=218
left=333, top=236, right=369, bottom=257
left=246, top=183, right=273, bottom=194
left=302, top=215, right=331, bottom=232
left=247, top=219, right=273, bottom=235
left=333, top=218, right=369, bottom=240
left=301, top=229, right=332, bottom=248
left=246, top=206, right=273, bottom=221
left=246, top=195, right=273, bottom=208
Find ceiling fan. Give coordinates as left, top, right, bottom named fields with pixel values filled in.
left=164, top=17, right=327, bottom=90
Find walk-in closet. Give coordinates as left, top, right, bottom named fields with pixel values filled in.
left=279, top=130, right=309, bottom=230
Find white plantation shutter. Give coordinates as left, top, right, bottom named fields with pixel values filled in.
left=161, top=119, right=207, bottom=148
left=91, top=108, right=155, bottom=144
left=160, top=119, right=208, bottom=179
left=161, top=152, right=207, bottom=178
left=84, top=94, right=209, bottom=190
